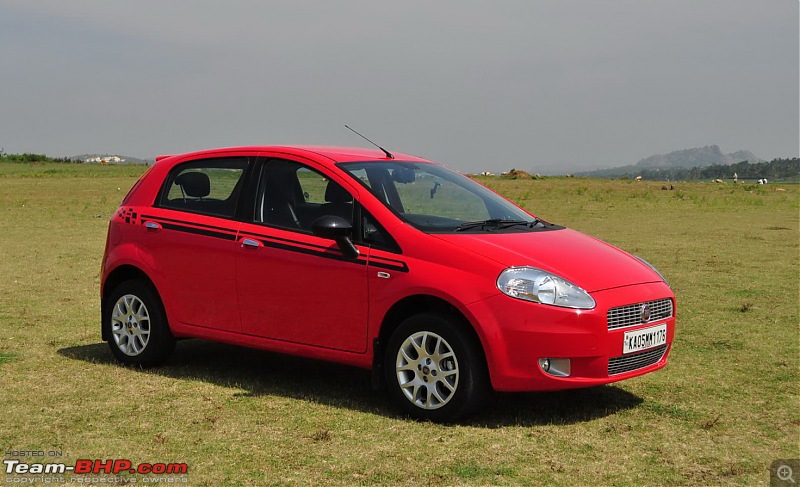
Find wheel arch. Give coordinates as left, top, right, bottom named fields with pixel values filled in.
left=371, top=294, right=489, bottom=389
left=101, top=264, right=161, bottom=341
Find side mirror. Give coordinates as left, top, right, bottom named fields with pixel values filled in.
left=311, top=215, right=359, bottom=259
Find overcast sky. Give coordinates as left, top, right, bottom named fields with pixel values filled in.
left=1, top=1, right=797, bottom=173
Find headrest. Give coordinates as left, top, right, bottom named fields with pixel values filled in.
left=175, top=171, right=210, bottom=198
left=325, top=181, right=352, bottom=203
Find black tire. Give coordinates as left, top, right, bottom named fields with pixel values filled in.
left=103, top=279, right=175, bottom=366
left=384, top=312, right=490, bottom=422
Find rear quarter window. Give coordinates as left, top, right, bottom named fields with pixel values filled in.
left=159, top=157, right=249, bottom=218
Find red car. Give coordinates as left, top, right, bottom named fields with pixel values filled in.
left=101, top=145, right=675, bottom=421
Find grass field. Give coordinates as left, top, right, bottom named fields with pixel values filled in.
left=0, top=162, right=797, bottom=486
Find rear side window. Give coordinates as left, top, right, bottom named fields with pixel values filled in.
left=159, top=157, right=249, bottom=218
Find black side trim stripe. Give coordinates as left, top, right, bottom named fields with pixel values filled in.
left=141, top=214, right=233, bottom=233
left=160, top=222, right=237, bottom=241
left=145, top=217, right=409, bottom=273
left=258, top=239, right=369, bottom=267
left=240, top=232, right=409, bottom=273
left=368, top=259, right=409, bottom=273
left=240, top=231, right=331, bottom=252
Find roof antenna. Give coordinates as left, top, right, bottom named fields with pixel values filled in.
left=345, top=125, right=394, bottom=159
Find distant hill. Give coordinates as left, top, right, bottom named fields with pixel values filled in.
left=73, top=153, right=152, bottom=165
left=575, top=156, right=798, bottom=182
left=576, top=145, right=763, bottom=178
left=635, top=145, right=760, bottom=169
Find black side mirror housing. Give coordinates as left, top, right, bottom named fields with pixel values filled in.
left=311, top=215, right=359, bottom=259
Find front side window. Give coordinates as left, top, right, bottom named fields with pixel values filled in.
left=255, top=159, right=354, bottom=232
left=159, top=158, right=248, bottom=218
left=339, top=161, right=545, bottom=233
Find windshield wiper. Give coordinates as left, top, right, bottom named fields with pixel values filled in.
left=525, top=218, right=544, bottom=228
left=499, top=218, right=545, bottom=229
left=455, top=219, right=533, bottom=232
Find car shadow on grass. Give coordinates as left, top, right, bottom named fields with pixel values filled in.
left=58, top=339, right=643, bottom=427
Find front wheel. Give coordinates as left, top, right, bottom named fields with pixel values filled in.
left=104, top=280, right=175, bottom=366
left=385, top=313, right=490, bottom=422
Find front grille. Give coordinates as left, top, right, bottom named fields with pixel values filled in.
left=608, top=345, right=667, bottom=376
left=607, top=298, right=673, bottom=330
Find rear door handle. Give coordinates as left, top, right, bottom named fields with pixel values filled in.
left=144, top=221, right=162, bottom=232
left=241, top=238, right=262, bottom=249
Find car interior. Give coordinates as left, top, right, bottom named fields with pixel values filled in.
left=258, top=161, right=354, bottom=231
left=165, top=170, right=244, bottom=218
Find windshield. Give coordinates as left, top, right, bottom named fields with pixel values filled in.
left=339, top=161, right=543, bottom=233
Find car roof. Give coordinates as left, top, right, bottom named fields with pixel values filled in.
left=156, top=145, right=432, bottom=165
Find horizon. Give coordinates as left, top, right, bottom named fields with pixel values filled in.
left=1, top=1, right=797, bottom=174
left=4, top=144, right=796, bottom=180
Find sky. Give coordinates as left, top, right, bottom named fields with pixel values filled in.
left=0, top=1, right=797, bottom=174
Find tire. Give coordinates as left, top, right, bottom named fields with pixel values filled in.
left=384, top=312, right=490, bottom=422
left=104, top=279, right=175, bottom=366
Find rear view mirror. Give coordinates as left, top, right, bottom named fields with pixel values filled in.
left=392, top=167, right=416, bottom=184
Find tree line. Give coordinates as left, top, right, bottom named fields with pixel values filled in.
left=0, top=151, right=78, bottom=164
left=640, top=158, right=799, bottom=181
left=590, top=157, right=799, bottom=181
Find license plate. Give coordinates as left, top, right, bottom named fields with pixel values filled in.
left=623, top=323, right=667, bottom=354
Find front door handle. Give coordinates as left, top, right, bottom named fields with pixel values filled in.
left=241, top=238, right=262, bottom=249
left=144, top=221, right=161, bottom=232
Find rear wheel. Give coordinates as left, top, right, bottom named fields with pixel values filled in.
left=385, top=312, right=489, bottom=422
left=104, top=280, right=175, bottom=366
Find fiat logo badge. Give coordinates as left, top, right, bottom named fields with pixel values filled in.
left=641, top=304, right=652, bottom=322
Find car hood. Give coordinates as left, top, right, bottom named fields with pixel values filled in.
left=432, top=228, right=662, bottom=293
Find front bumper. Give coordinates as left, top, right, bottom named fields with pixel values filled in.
left=466, top=281, right=675, bottom=392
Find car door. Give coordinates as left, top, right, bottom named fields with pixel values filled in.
left=235, top=157, right=370, bottom=353
left=141, top=156, right=250, bottom=333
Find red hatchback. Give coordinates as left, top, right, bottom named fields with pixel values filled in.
left=101, top=146, right=675, bottom=421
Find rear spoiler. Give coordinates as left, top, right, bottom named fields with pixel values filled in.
left=155, top=154, right=175, bottom=162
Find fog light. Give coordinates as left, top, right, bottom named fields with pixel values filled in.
left=539, top=358, right=571, bottom=377
left=540, top=358, right=550, bottom=372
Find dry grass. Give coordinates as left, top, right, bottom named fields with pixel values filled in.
left=0, top=163, right=797, bottom=485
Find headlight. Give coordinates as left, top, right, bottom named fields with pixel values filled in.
left=634, top=255, right=670, bottom=287
left=496, top=267, right=595, bottom=309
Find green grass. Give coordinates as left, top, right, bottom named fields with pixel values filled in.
left=0, top=163, right=797, bottom=485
